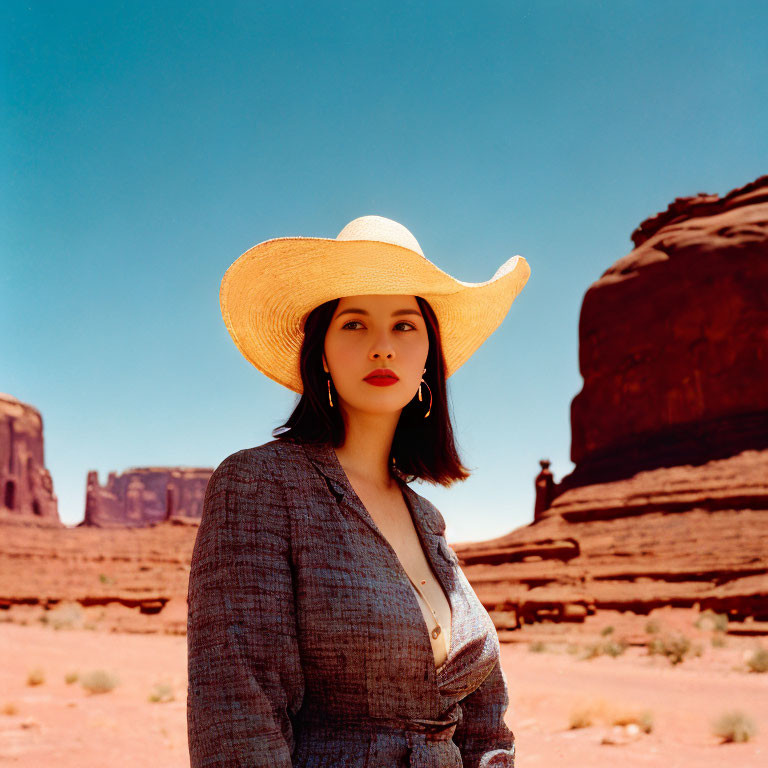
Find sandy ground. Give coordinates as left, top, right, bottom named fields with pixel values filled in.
left=0, top=616, right=765, bottom=767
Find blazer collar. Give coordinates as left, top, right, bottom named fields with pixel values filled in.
left=300, top=440, right=445, bottom=536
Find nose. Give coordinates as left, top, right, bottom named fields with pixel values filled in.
left=369, top=328, right=395, bottom=360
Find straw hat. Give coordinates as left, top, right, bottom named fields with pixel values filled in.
left=220, top=215, right=531, bottom=393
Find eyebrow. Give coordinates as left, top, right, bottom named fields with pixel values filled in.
left=336, top=308, right=423, bottom=318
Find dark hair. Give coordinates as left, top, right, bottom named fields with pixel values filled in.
left=271, top=296, right=471, bottom=486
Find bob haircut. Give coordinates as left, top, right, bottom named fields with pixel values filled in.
left=272, top=295, right=471, bottom=486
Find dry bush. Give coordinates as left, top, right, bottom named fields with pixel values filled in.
left=746, top=646, right=768, bottom=673
left=148, top=682, right=175, bottom=703
left=38, top=602, right=83, bottom=630
left=568, top=703, right=594, bottom=729
left=607, top=704, right=654, bottom=733
left=64, top=671, right=79, bottom=684
left=579, top=642, right=602, bottom=660
left=80, top=669, right=120, bottom=694
left=694, top=609, right=729, bottom=633
left=2, top=702, right=19, bottom=715
left=602, top=640, right=628, bottom=657
left=577, top=639, right=627, bottom=660
left=647, top=633, right=695, bottom=665
left=712, top=709, right=757, bottom=743
left=528, top=641, right=547, bottom=653
left=26, top=667, right=45, bottom=686
left=711, top=632, right=727, bottom=648
left=569, top=697, right=654, bottom=734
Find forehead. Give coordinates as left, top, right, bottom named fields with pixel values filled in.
left=334, top=294, right=420, bottom=313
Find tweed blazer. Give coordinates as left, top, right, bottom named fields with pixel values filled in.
left=187, top=437, right=516, bottom=768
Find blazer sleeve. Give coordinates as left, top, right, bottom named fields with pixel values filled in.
left=186, top=450, right=305, bottom=768
left=452, top=656, right=516, bottom=768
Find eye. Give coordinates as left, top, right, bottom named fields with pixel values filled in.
left=341, top=320, right=417, bottom=331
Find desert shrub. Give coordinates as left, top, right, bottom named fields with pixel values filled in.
left=711, top=633, right=727, bottom=648
left=638, top=710, right=654, bottom=733
left=570, top=698, right=654, bottom=734
left=2, top=702, right=19, bottom=715
left=712, top=709, right=756, bottom=743
left=26, top=667, right=45, bottom=686
left=609, top=706, right=654, bottom=733
left=64, top=671, right=79, bottom=684
left=566, top=644, right=580, bottom=655
left=568, top=704, right=594, bottom=729
left=602, top=640, right=628, bottom=657
left=39, top=602, right=83, bottom=630
left=695, top=609, right=729, bottom=632
left=580, top=642, right=602, bottom=660
left=148, top=682, right=175, bottom=703
left=644, top=619, right=660, bottom=634
left=691, top=641, right=704, bottom=658
left=746, top=646, right=768, bottom=673
left=647, top=633, right=692, bottom=665
left=600, top=625, right=614, bottom=636
left=80, top=669, right=119, bottom=694
left=579, top=639, right=627, bottom=659
left=528, top=641, right=547, bottom=653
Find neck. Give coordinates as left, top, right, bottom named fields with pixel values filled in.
left=333, top=405, right=400, bottom=490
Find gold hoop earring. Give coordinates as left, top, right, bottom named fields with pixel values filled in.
left=327, top=375, right=334, bottom=408
left=418, top=377, right=432, bottom=418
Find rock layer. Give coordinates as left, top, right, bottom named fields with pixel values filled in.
left=455, top=449, right=768, bottom=628
left=0, top=514, right=198, bottom=635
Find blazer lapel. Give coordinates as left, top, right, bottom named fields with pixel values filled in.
left=301, top=439, right=459, bottom=673
left=300, top=440, right=445, bottom=541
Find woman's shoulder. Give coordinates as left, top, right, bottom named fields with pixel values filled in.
left=204, top=440, right=311, bottom=526
left=211, top=438, right=308, bottom=486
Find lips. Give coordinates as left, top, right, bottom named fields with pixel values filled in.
left=363, top=369, right=399, bottom=382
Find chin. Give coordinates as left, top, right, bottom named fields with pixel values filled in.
left=348, top=398, right=408, bottom=416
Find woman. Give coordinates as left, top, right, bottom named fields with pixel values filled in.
left=187, top=215, right=530, bottom=768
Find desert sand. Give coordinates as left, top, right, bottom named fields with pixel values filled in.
left=1, top=606, right=765, bottom=767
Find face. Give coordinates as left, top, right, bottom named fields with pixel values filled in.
left=323, top=295, right=429, bottom=416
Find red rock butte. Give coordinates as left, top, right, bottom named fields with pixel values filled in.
left=457, top=173, right=768, bottom=634
left=0, top=392, right=60, bottom=526
left=83, top=466, right=212, bottom=528
left=567, top=174, right=768, bottom=488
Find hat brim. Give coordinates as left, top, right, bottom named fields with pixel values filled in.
left=220, top=236, right=531, bottom=393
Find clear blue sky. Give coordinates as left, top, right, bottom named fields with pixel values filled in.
left=2, top=1, right=766, bottom=538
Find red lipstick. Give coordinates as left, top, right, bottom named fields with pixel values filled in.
left=363, top=368, right=399, bottom=386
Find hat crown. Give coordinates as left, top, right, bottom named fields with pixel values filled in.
left=335, top=215, right=424, bottom=257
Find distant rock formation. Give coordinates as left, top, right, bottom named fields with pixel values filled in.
left=0, top=393, right=60, bottom=526
left=454, top=174, right=768, bottom=629
left=565, top=174, right=768, bottom=490
left=82, top=466, right=212, bottom=527
left=456, top=449, right=768, bottom=626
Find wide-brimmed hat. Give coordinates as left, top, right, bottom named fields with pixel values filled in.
left=220, top=215, right=530, bottom=393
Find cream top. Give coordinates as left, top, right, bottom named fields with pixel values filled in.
left=405, top=572, right=451, bottom=670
